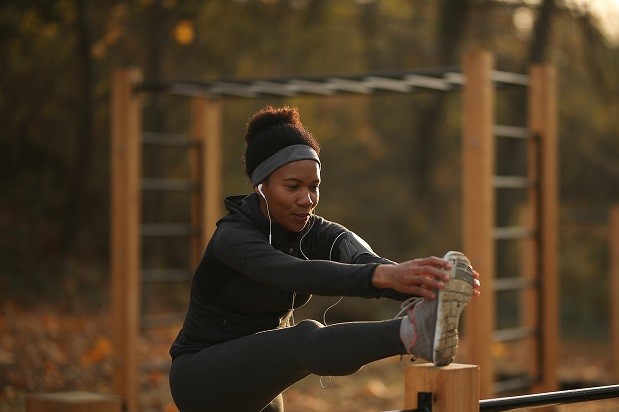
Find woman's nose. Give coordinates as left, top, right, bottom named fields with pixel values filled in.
left=297, top=191, right=314, bottom=206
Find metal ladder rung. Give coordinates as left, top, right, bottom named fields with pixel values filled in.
left=142, top=131, right=196, bottom=147
left=141, top=223, right=194, bottom=237
left=142, top=178, right=195, bottom=191
left=491, top=70, right=530, bottom=86
left=494, top=125, right=530, bottom=140
left=142, top=268, right=192, bottom=282
left=494, top=277, right=538, bottom=292
left=494, top=226, right=534, bottom=240
left=493, top=326, right=536, bottom=343
left=493, top=175, right=534, bottom=189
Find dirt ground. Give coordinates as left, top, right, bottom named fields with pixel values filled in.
left=1, top=303, right=619, bottom=412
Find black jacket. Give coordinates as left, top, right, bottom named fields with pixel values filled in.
left=170, top=193, right=405, bottom=360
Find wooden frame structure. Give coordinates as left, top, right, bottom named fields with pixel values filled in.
left=110, top=50, right=557, bottom=410
left=462, top=51, right=558, bottom=397
left=110, top=69, right=142, bottom=412
left=611, top=205, right=619, bottom=380
left=110, top=71, right=222, bottom=411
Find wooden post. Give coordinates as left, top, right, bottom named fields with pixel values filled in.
left=190, top=97, right=222, bottom=267
left=404, top=364, right=480, bottom=411
left=522, top=67, right=541, bottom=393
left=462, top=49, right=496, bottom=398
left=529, top=64, right=558, bottom=393
left=110, top=68, right=142, bottom=412
left=610, top=206, right=619, bottom=380
left=26, top=392, right=122, bottom=412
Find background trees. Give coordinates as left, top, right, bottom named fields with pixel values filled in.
left=1, top=0, right=619, bottom=336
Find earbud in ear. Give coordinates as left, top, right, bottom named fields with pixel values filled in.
left=257, top=183, right=265, bottom=199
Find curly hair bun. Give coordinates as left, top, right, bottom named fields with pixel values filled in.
left=245, top=106, right=302, bottom=143
left=243, top=106, right=320, bottom=181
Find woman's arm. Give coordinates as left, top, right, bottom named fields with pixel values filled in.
left=211, top=221, right=383, bottom=298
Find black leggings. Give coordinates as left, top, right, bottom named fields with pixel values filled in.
left=169, top=318, right=406, bottom=412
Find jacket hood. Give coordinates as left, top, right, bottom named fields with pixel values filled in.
left=220, top=193, right=267, bottom=229
left=219, top=193, right=313, bottom=247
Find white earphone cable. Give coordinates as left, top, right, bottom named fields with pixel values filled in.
left=258, top=184, right=272, bottom=244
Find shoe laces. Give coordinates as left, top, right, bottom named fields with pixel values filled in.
left=395, top=297, right=422, bottom=318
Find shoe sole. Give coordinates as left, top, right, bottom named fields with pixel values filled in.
left=432, top=251, right=474, bottom=366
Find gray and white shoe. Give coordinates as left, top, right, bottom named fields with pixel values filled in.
left=399, top=251, right=475, bottom=366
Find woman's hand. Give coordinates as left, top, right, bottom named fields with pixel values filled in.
left=372, top=256, right=481, bottom=299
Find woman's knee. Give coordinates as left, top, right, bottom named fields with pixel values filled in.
left=294, top=319, right=324, bottom=332
left=289, top=319, right=325, bottom=348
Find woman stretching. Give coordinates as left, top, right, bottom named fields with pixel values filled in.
left=169, top=105, right=480, bottom=412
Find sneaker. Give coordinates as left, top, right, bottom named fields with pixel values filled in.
left=399, top=251, right=474, bottom=366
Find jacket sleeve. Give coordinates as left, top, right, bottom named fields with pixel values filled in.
left=210, top=220, right=386, bottom=298
left=306, top=217, right=410, bottom=301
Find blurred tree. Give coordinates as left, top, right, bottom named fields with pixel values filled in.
left=1, top=0, right=618, bottom=327
left=0, top=2, right=100, bottom=303
left=62, top=0, right=95, bottom=253
left=528, top=0, right=557, bottom=63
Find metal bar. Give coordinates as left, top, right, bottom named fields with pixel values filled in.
left=493, top=326, right=536, bottom=343
left=491, top=70, right=529, bottom=86
left=480, top=384, right=619, bottom=411
left=493, top=175, right=533, bottom=189
left=404, top=74, right=453, bottom=90
left=141, top=223, right=194, bottom=237
left=141, top=268, right=192, bottom=283
left=327, top=77, right=372, bottom=94
left=494, top=277, right=537, bottom=292
left=141, top=178, right=195, bottom=191
left=135, top=67, right=466, bottom=98
left=493, top=226, right=534, bottom=240
left=382, top=410, right=417, bottom=412
left=444, top=71, right=466, bottom=85
left=134, top=67, right=498, bottom=98
left=168, top=82, right=214, bottom=98
left=288, top=79, right=335, bottom=95
left=366, top=76, right=412, bottom=93
left=417, top=391, right=433, bottom=412
left=251, top=80, right=297, bottom=96
left=494, top=125, right=530, bottom=140
left=142, top=131, right=195, bottom=147
left=210, top=81, right=258, bottom=98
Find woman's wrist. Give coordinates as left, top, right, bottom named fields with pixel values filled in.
left=371, top=264, right=391, bottom=289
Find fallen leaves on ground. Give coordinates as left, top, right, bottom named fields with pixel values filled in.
left=2, top=302, right=619, bottom=412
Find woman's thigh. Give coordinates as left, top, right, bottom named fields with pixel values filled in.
left=169, top=318, right=403, bottom=411
left=169, top=321, right=317, bottom=412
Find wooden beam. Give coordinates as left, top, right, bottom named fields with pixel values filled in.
left=610, top=205, right=619, bottom=380
left=110, top=68, right=142, bottom=412
left=404, top=363, right=480, bottom=411
left=462, top=49, right=496, bottom=398
left=529, top=64, right=558, bottom=393
left=190, top=98, right=222, bottom=267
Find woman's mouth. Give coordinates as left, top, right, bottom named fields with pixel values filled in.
left=293, top=213, right=310, bottom=223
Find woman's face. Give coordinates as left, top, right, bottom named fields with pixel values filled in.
left=257, top=159, right=320, bottom=233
